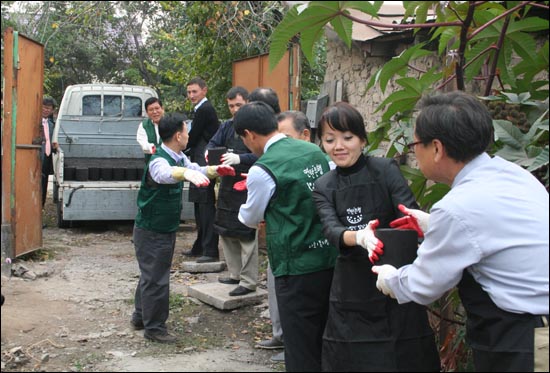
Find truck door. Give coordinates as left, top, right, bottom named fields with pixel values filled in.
left=1, top=28, right=44, bottom=258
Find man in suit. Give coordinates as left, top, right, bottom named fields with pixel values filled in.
left=41, top=96, right=57, bottom=209
left=183, top=77, right=220, bottom=263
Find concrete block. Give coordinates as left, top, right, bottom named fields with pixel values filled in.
left=179, top=261, right=226, bottom=273
left=187, top=282, right=267, bottom=310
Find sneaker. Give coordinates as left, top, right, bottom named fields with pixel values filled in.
left=144, top=331, right=178, bottom=344
left=218, top=277, right=239, bottom=285
left=130, top=318, right=144, bottom=331
left=255, top=337, right=284, bottom=350
left=270, top=351, right=285, bottom=363
left=196, top=256, right=219, bottom=263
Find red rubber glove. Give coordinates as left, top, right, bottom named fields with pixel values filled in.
left=233, top=173, right=248, bottom=191
left=389, top=204, right=429, bottom=238
left=216, top=165, right=236, bottom=177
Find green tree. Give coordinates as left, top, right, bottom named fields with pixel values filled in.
left=269, top=1, right=549, bottom=202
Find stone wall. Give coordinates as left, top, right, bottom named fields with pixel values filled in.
left=324, top=36, right=442, bottom=132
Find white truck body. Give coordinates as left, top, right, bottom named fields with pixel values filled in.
left=52, top=84, right=193, bottom=227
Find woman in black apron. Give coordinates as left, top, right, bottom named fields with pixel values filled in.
left=313, top=102, right=440, bottom=372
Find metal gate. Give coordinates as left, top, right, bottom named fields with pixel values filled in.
left=1, top=28, right=44, bottom=258
left=232, top=45, right=300, bottom=112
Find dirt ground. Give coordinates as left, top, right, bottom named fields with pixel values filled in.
left=1, top=197, right=283, bottom=372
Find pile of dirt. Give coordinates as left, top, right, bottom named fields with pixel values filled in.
left=0, top=199, right=282, bottom=372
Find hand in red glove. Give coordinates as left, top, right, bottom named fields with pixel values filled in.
left=233, top=173, right=248, bottom=191
left=216, top=165, right=236, bottom=177
left=356, top=219, right=384, bottom=264
left=389, top=204, right=430, bottom=238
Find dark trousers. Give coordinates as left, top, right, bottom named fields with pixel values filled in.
left=133, top=226, right=176, bottom=335
left=191, top=201, right=219, bottom=257
left=275, top=268, right=334, bottom=372
left=41, top=155, right=53, bottom=207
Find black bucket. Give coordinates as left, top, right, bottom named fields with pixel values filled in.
left=374, top=228, right=418, bottom=268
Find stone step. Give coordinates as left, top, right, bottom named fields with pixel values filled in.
left=179, top=261, right=226, bottom=273
left=187, top=282, right=267, bottom=310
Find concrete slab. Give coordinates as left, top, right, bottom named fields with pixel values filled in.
left=179, top=261, right=226, bottom=273
left=187, top=282, right=267, bottom=310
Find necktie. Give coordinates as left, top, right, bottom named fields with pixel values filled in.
left=43, top=118, right=51, bottom=156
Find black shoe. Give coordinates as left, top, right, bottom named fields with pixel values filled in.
left=229, top=286, right=255, bottom=296
left=218, top=277, right=239, bottom=285
left=130, top=318, right=144, bottom=331
left=144, top=331, right=178, bottom=344
left=182, top=249, right=200, bottom=257
left=196, top=256, right=218, bottom=263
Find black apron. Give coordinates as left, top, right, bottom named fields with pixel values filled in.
left=322, top=182, right=440, bottom=372
left=213, top=132, right=255, bottom=240
left=458, top=270, right=544, bottom=372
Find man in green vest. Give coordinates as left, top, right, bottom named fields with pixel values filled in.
left=131, top=113, right=235, bottom=344
left=136, top=97, right=164, bottom=164
left=233, top=101, right=338, bottom=371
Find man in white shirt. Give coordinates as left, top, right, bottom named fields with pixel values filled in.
left=373, top=91, right=549, bottom=372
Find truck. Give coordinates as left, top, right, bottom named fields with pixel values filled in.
left=52, top=83, right=194, bottom=228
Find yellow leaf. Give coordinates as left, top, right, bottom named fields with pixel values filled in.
left=49, top=56, right=55, bottom=63
left=52, top=23, right=58, bottom=29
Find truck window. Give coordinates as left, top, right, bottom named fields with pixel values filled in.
left=81, top=94, right=143, bottom=117
left=104, top=95, right=122, bottom=116
left=124, top=96, right=143, bottom=117
left=82, top=95, right=102, bottom=116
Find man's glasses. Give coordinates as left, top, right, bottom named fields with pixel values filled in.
left=406, top=140, right=423, bottom=152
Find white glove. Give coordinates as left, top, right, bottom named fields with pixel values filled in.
left=171, top=167, right=210, bottom=187
left=372, top=264, right=397, bottom=298
left=221, top=152, right=240, bottom=165
left=355, top=219, right=384, bottom=264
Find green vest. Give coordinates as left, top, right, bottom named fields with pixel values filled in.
left=135, top=147, right=182, bottom=233
left=255, top=137, right=338, bottom=276
left=143, top=119, right=162, bottom=163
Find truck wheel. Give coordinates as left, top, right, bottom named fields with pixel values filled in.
left=57, top=201, right=70, bottom=228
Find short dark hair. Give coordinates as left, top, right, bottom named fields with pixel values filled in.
left=158, top=113, right=187, bottom=141
left=317, top=102, right=367, bottom=142
left=248, top=87, right=281, bottom=114
left=233, top=101, right=278, bottom=136
left=43, top=96, right=57, bottom=108
left=277, top=110, right=310, bottom=132
left=226, top=86, right=249, bottom=101
left=144, top=97, right=162, bottom=111
left=415, top=91, right=493, bottom=162
left=187, top=77, right=207, bottom=89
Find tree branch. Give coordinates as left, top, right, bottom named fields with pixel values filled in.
left=484, top=15, right=511, bottom=96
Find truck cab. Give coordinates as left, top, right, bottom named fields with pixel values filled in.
left=52, top=84, right=193, bottom=227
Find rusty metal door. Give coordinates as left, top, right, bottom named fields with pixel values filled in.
left=2, top=28, right=44, bottom=258
left=232, top=45, right=300, bottom=112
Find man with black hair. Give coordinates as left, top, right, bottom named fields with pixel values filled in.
left=136, top=97, right=164, bottom=164
left=132, top=113, right=234, bottom=344
left=183, top=77, right=220, bottom=263
left=234, top=101, right=337, bottom=371
left=206, top=86, right=260, bottom=296
left=41, top=97, right=57, bottom=209
left=374, top=91, right=549, bottom=372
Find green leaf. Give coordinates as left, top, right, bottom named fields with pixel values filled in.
left=493, top=119, right=526, bottom=149
left=507, top=32, right=537, bottom=64
left=346, top=1, right=382, bottom=16
left=527, top=146, right=549, bottom=172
